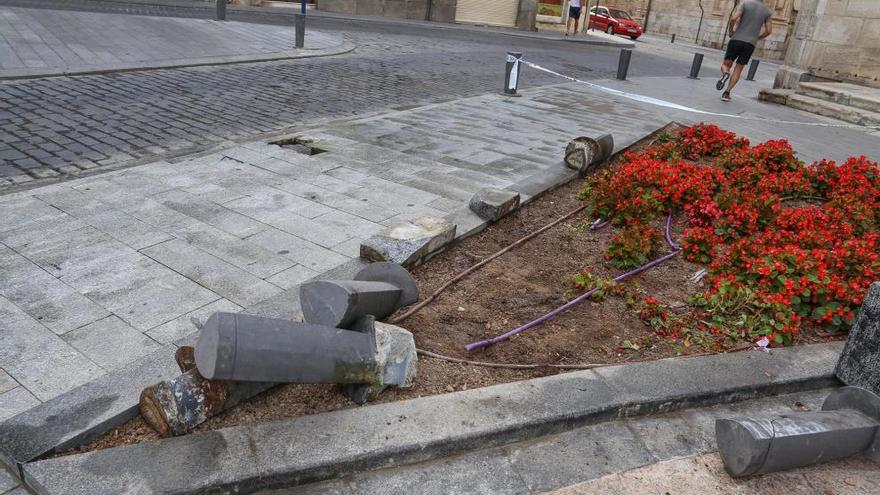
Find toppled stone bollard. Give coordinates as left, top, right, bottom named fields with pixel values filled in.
left=360, top=216, right=455, bottom=268
left=716, top=386, right=880, bottom=477
left=564, top=134, right=614, bottom=175
left=300, top=262, right=418, bottom=328
left=193, top=312, right=416, bottom=395
left=140, top=346, right=275, bottom=437
left=469, top=188, right=521, bottom=222
left=835, top=282, right=880, bottom=395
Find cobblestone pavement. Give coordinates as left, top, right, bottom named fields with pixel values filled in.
left=0, top=6, right=698, bottom=190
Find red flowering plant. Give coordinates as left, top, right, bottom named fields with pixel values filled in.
left=581, top=123, right=880, bottom=346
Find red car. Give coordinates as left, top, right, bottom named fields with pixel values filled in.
left=588, top=6, right=643, bottom=40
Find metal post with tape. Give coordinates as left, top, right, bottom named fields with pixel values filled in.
left=215, top=0, right=226, bottom=20
left=617, top=49, right=632, bottom=80
left=688, top=53, right=703, bottom=79
left=503, top=52, right=523, bottom=96
left=746, top=59, right=760, bottom=81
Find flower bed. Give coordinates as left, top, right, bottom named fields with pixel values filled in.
left=581, top=123, right=880, bottom=348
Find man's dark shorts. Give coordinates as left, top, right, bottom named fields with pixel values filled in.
left=569, top=6, right=581, bottom=20
left=724, top=40, right=756, bottom=65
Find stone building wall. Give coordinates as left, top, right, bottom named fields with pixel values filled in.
left=645, top=0, right=798, bottom=60
left=316, top=0, right=457, bottom=22
left=776, top=0, right=880, bottom=89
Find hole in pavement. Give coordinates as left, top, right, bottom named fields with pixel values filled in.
left=269, top=137, right=327, bottom=156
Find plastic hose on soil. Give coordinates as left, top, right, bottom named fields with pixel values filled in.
left=388, top=204, right=589, bottom=325
left=464, top=214, right=682, bottom=352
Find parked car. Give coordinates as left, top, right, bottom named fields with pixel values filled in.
left=588, top=6, right=643, bottom=40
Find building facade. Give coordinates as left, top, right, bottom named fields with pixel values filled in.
left=775, top=0, right=880, bottom=89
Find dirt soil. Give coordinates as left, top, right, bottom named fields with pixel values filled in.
left=64, top=125, right=843, bottom=456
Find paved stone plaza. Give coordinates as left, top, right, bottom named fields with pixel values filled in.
left=0, top=3, right=879, bottom=493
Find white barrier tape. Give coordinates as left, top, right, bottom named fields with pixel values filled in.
left=522, top=60, right=880, bottom=130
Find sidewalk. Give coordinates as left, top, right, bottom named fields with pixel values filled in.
left=0, top=6, right=350, bottom=79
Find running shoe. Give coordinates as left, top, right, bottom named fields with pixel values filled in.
left=721, top=91, right=731, bottom=102
left=716, top=72, right=730, bottom=91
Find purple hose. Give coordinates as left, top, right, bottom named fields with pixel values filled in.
left=464, top=214, right=681, bottom=352
left=590, top=218, right=610, bottom=231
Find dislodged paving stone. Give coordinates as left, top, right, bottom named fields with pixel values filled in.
left=360, top=216, right=455, bottom=268
left=468, top=188, right=521, bottom=222
left=836, top=282, right=880, bottom=395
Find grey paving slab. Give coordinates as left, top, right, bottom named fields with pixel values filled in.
left=154, top=189, right=269, bottom=239
left=57, top=252, right=219, bottom=331
left=265, top=264, right=320, bottom=290
left=169, top=223, right=296, bottom=278
left=141, top=238, right=283, bottom=307
left=0, top=466, right=18, bottom=493
left=61, top=316, right=162, bottom=371
left=0, top=373, right=15, bottom=396
left=0, top=244, right=109, bottom=335
left=145, top=298, right=241, bottom=345
left=0, top=296, right=103, bottom=401
left=0, top=388, right=39, bottom=424
left=245, top=228, right=351, bottom=272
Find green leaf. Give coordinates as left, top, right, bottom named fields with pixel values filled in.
left=774, top=333, right=784, bottom=344
left=790, top=296, right=801, bottom=305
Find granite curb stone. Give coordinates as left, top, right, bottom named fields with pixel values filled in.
left=468, top=188, right=521, bottom=222
left=20, top=343, right=842, bottom=495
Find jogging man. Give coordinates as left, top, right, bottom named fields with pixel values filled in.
left=717, top=0, right=772, bottom=102
left=566, top=0, right=582, bottom=36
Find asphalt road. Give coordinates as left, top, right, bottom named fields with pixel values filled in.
left=0, top=2, right=699, bottom=189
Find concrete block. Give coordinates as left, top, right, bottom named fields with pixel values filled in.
left=146, top=299, right=242, bottom=345
left=62, top=316, right=162, bottom=371
left=468, top=188, right=520, bottom=222
left=0, top=345, right=178, bottom=473
left=360, top=216, right=456, bottom=268
left=141, top=239, right=283, bottom=307
left=836, top=282, right=880, bottom=395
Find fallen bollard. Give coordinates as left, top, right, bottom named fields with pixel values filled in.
left=140, top=346, right=275, bottom=437
left=193, top=312, right=417, bottom=392
left=716, top=386, right=880, bottom=477
left=300, top=262, right=418, bottom=328
left=564, top=134, right=614, bottom=175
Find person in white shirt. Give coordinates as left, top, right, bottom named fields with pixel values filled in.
left=566, top=0, right=582, bottom=36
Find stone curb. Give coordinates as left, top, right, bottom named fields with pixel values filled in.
left=20, top=342, right=842, bottom=494
left=0, top=43, right=356, bottom=81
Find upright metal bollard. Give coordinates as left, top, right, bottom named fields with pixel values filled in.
left=745, top=59, right=760, bottom=81
left=215, top=0, right=226, bottom=20
left=671, top=33, right=676, bottom=43
left=716, top=387, right=880, bottom=477
left=688, top=53, right=704, bottom=79
left=616, top=49, right=632, bottom=80
left=503, top=52, right=523, bottom=96
left=295, top=14, right=305, bottom=48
